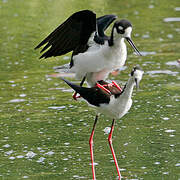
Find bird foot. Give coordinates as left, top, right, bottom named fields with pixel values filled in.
left=112, top=81, right=122, bottom=92
left=96, top=83, right=111, bottom=94
left=72, top=92, right=81, bottom=100
left=96, top=81, right=122, bottom=94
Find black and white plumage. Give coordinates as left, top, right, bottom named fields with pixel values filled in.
left=61, top=66, right=144, bottom=179
left=35, top=10, right=141, bottom=86
left=62, top=66, right=144, bottom=119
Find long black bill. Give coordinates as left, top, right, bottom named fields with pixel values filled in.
left=135, top=78, right=140, bottom=91
left=126, top=37, right=142, bottom=56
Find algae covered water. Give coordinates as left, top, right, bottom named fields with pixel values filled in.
left=0, top=0, right=179, bottom=179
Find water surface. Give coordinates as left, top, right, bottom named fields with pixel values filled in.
left=0, top=0, right=180, bottom=179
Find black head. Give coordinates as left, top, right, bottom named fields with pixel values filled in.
left=109, top=19, right=141, bottom=55
left=130, top=66, right=144, bottom=90
left=114, top=19, right=132, bottom=34
left=131, top=66, right=143, bottom=76
left=112, top=19, right=142, bottom=56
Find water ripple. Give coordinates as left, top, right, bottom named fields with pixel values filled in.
left=163, top=17, right=180, bottom=22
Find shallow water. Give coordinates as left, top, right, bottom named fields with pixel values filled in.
left=0, top=0, right=180, bottom=179
left=163, top=17, right=180, bottom=22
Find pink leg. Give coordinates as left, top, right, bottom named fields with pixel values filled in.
left=73, top=92, right=78, bottom=100
left=112, top=81, right=122, bottom=92
left=72, top=92, right=81, bottom=100
left=108, top=119, right=121, bottom=180
left=96, top=83, right=111, bottom=94
left=89, top=115, right=98, bottom=180
left=72, top=76, right=86, bottom=100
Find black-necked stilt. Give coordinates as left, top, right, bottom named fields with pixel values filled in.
left=61, top=66, right=144, bottom=180
left=35, top=10, right=142, bottom=89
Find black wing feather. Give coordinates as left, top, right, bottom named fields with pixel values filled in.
left=61, top=78, right=110, bottom=106
left=94, top=14, right=117, bottom=44
left=35, top=10, right=96, bottom=59
left=97, top=14, right=117, bottom=38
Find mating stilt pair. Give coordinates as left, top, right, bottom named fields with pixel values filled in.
left=35, top=10, right=143, bottom=180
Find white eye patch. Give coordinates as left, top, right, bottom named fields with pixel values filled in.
left=134, top=70, right=144, bottom=80
left=118, top=26, right=123, bottom=30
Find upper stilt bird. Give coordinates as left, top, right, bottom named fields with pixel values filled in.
left=35, top=10, right=142, bottom=97
left=61, top=66, right=144, bottom=179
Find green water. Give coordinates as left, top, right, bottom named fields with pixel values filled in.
left=0, top=0, right=180, bottom=179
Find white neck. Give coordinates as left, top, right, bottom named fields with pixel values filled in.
left=121, top=77, right=135, bottom=98
left=113, top=33, right=125, bottom=47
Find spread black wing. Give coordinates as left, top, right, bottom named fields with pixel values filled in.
left=97, top=14, right=117, bottom=39
left=61, top=78, right=110, bottom=106
left=35, top=10, right=117, bottom=59
left=35, top=10, right=96, bottom=59
left=94, top=14, right=117, bottom=44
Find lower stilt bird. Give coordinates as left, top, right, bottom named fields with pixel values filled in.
left=61, top=66, right=144, bottom=179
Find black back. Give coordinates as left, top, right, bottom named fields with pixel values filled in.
left=62, top=78, right=111, bottom=106
left=61, top=79, right=123, bottom=107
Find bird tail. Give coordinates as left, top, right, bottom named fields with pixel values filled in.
left=61, top=78, right=92, bottom=97
left=61, top=78, right=110, bottom=106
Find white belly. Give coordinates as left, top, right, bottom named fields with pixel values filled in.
left=99, top=95, right=132, bottom=119
left=70, top=40, right=127, bottom=80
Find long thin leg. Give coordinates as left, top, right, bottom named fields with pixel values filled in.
left=73, top=75, right=86, bottom=100
left=108, top=119, right=121, bottom=180
left=89, top=115, right=98, bottom=180
left=80, top=75, right=86, bottom=86
left=112, top=81, right=122, bottom=92
left=96, top=83, right=111, bottom=94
